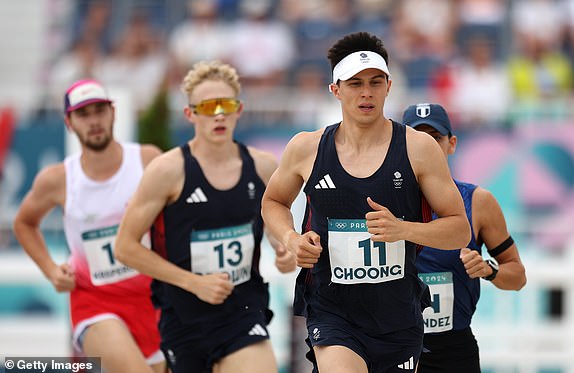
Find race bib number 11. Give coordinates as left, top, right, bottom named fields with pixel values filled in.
left=328, top=219, right=405, bottom=284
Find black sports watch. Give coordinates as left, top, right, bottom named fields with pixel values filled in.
left=482, top=258, right=499, bottom=281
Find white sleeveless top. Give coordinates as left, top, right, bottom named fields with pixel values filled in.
left=64, top=142, right=149, bottom=293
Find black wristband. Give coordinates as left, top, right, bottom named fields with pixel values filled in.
left=488, top=236, right=514, bottom=257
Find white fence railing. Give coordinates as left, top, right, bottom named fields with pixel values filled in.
left=2, top=242, right=574, bottom=372
left=473, top=247, right=574, bottom=373
left=0, top=252, right=70, bottom=357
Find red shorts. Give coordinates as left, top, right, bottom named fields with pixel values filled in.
left=70, top=287, right=162, bottom=362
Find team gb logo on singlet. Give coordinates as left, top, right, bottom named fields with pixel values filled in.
left=393, top=171, right=403, bottom=189
left=247, top=182, right=256, bottom=199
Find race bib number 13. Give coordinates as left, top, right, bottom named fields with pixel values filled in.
left=328, top=218, right=405, bottom=284
left=190, top=223, right=254, bottom=286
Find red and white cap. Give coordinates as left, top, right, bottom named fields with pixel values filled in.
left=64, top=79, right=112, bottom=113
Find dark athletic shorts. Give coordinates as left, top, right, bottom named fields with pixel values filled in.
left=418, top=327, right=480, bottom=373
left=160, top=308, right=272, bottom=373
left=304, top=310, right=423, bottom=373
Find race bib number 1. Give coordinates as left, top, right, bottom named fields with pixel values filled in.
left=82, top=225, right=140, bottom=286
left=328, top=218, right=405, bottom=284
left=419, top=271, right=454, bottom=333
left=190, top=223, right=254, bottom=285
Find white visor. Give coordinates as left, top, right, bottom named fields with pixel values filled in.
left=332, top=50, right=390, bottom=83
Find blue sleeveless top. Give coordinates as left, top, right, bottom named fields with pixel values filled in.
left=416, top=180, right=480, bottom=332
left=150, top=142, right=269, bottom=333
left=294, top=121, right=429, bottom=335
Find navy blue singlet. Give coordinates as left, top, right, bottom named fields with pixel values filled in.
left=417, top=180, right=480, bottom=332
left=295, top=121, right=429, bottom=335
left=150, top=142, right=269, bottom=332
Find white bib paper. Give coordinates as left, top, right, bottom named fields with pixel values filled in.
left=419, top=271, right=454, bottom=333
left=328, top=218, right=405, bottom=284
left=82, top=225, right=146, bottom=285
left=190, top=223, right=254, bottom=285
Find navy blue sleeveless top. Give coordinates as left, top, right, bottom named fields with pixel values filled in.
left=294, top=121, right=429, bottom=335
left=416, top=180, right=480, bottom=332
left=150, top=142, right=268, bottom=331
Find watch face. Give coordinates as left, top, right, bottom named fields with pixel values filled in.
left=483, top=258, right=499, bottom=281
left=488, top=258, right=499, bottom=271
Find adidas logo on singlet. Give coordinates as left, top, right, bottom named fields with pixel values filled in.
left=398, top=356, right=414, bottom=370
left=314, top=174, right=336, bottom=189
left=247, top=323, right=268, bottom=336
left=186, top=187, right=208, bottom=203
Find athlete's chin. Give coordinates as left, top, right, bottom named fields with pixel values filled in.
left=84, top=138, right=112, bottom=152
left=353, top=116, right=379, bottom=126
left=210, top=133, right=232, bottom=143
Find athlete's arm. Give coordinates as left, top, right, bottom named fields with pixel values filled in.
left=250, top=146, right=296, bottom=273
left=115, top=149, right=234, bottom=304
left=261, top=131, right=323, bottom=268
left=13, top=164, right=75, bottom=292
left=460, top=187, right=526, bottom=290
left=374, top=128, right=469, bottom=249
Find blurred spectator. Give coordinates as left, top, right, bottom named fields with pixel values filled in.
left=455, top=0, right=508, bottom=60
left=448, top=34, right=512, bottom=129
left=47, top=34, right=104, bottom=110
left=511, top=0, right=565, bottom=49
left=98, top=11, right=168, bottom=114
left=507, top=31, right=573, bottom=103
left=168, top=0, right=231, bottom=70
left=288, top=62, right=331, bottom=129
left=71, top=0, right=113, bottom=53
left=289, top=0, right=356, bottom=68
left=392, top=0, right=458, bottom=91
left=227, top=0, right=296, bottom=88
left=506, top=37, right=573, bottom=122
left=45, top=1, right=113, bottom=111
left=380, top=58, right=411, bottom=120
left=561, top=0, right=574, bottom=58
left=354, top=0, right=395, bottom=39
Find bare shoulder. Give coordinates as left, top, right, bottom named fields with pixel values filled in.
left=472, top=186, right=503, bottom=216
left=35, top=163, right=66, bottom=190
left=405, top=126, right=440, bottom=156
left=29, top=163, right=66, bottom=205
left=273, top=129, right=324, bottom=182
left=139, top=144, right=163, bottom=167
left=471, top=185, right=511, bottom=241
left=247, top=146, right=278, bottom=184
left=282, top=129, right=324, bottom=164
left=136, top=147, right=186, bottom=203
left=145, top=147, right=184, bottom=179
left=289, top=129, right=324, bottom=150
left=404, top=126, right=445, bottom=173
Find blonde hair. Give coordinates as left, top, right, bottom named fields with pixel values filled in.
left=181, top=60, right=241, bottom=98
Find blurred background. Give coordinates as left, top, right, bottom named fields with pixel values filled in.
left=1, top=0, right=574, bottom=372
